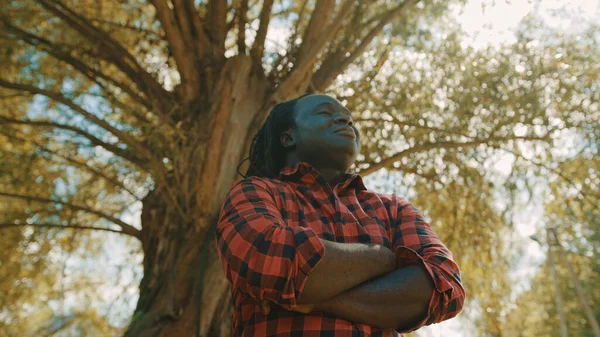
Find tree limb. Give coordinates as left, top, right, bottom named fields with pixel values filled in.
left=0, top=117, right=145, bottom=167
left=268, top=0, right=309, bottom=80
left=275, top=0, right=355, bottom=95
left=0, top=222, right=129, bottom=235
left=183, top=0, right=211, bottom=55
left=88, top=18, right=161, bottom=37
left=295, top=0, right=336, bottom=65
left=250, top=0, right=275, bottom=63
left=0, top=192, right=141, bottom=239
left=0, top=81, right=187, bottom=222
left=206, top=0, right=228, bottom=57
left=313, top=0, right=418, bottom=91
left=358, top=135, right=548, bottom=176
left=354, top=113, right=471, bottom=139
left=1, top=20, right=152, bottom=111
left=151, top=0, right=201, bottom=102
left=0, top=79, right=158, bottom=167
left=237, top=0, right=249, bottom=55
left=4, top=131, right=141, bottom=199
left=34, top=0, right=173, bottom=116
left=298, top=0, right=354, bottom=66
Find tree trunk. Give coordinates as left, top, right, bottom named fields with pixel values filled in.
left=123, top=55, right=281, bottom=337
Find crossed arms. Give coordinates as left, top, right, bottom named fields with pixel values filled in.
left=295, top=239, right=435, bottom=330
left=216, top=179, right=465, bottom=332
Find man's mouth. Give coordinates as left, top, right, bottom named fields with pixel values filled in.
left=333, top=126, right=356, bottom=138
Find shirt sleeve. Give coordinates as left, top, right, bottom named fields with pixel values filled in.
left=215, top=178, right=325, bottom=310
left=390, top=196, right=466, bottom=332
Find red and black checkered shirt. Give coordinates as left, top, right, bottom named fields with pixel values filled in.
left=216, top=162, right=465, bottom=336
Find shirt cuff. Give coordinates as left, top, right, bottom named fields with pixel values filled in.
left=290, top=227, right=326, bottom=304
left=394, top=246, right=449, bottom=332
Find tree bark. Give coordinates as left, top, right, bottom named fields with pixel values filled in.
left=123, top=55, right=281, bottom=337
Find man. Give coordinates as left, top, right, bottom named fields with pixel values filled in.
left=216, top=94, right=465, bottom=336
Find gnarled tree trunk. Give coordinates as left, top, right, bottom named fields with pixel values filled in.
left=124, top=55, right=288, bottom=337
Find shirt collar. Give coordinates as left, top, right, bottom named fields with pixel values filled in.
left=277, top=161, right=367, bottom=191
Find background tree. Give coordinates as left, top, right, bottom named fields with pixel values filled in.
left=0, top=1, right=598, bottom=336
left=501, top=153, right=599, bottom=337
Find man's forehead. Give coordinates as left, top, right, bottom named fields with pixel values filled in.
left=296, top=94, right=345, bottom=112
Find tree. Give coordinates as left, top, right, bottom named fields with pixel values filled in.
left=503, top=153, right=600, bottom=337
left=1, top=1, right=598, bottom=336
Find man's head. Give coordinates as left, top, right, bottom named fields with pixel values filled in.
left=243, top=94, right=360, bottom=178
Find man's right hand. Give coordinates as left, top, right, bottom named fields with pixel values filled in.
left=255, top=298, right=315, bottom=315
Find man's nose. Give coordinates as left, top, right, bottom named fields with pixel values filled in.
left=334, top=113, right=353, bottom=126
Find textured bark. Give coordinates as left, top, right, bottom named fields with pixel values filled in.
left=124, top=56, right=279, bottom=337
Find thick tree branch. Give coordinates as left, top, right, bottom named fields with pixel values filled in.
left=295, top=0, right=336, bottom=65
left=274, top=0, right=356, bottom=96
left=206, top=0, right=227, bottom=57
left=250, top=0, right=275, bottom=63
left=151, top=0, right=201, bottom=102
left=0, top=192, right=140, bottom=239
left=0, top=222, right=129, bottom=235
left=289, top=0, right=309, bottom=48
left=297, top=0, right=353, bottom=66
left=35, top=0, right=173, bottom=115
left=0, top=117, right=145, bottom=167
left=183, top=0, right=211, bottom=55
left=237, top=0, right=249, bottom=54
left=0, top=79, right=158, bottom=167
left=313, top=0, right=419, bottom=91
left=172, top=0, right=194, bottom=45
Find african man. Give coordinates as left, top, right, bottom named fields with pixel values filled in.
left=215, top=94, right=466, bottom=337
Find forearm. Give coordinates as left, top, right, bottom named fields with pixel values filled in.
left=298, top=239, right=395, bottom=303
left=315, top=264, right=434, bottom=330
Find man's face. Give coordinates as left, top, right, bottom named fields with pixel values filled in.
left=281, top=94, right=360, bottom=170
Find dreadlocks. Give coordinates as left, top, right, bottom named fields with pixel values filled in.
left=238, top=94, right=310, bottom=179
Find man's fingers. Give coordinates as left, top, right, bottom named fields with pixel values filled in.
left=291, top=303, right=314, bottom=314
left=254, top=298, right=271, bottom=315
left=254, top=298, right=314, bottom=315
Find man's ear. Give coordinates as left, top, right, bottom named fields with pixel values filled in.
left=280, top=130, right=296, bottom=148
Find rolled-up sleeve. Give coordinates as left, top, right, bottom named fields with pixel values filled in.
left=215, top=178, right=325, bottom=310
left=391, top=197, right=466, bottom=332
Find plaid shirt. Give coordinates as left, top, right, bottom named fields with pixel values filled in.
left=216, top=162, right=465, bottom=337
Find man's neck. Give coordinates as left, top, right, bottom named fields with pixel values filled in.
left=286, top=157, right=347, bottom=187
left=316, top=167, right=347, bottom=187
